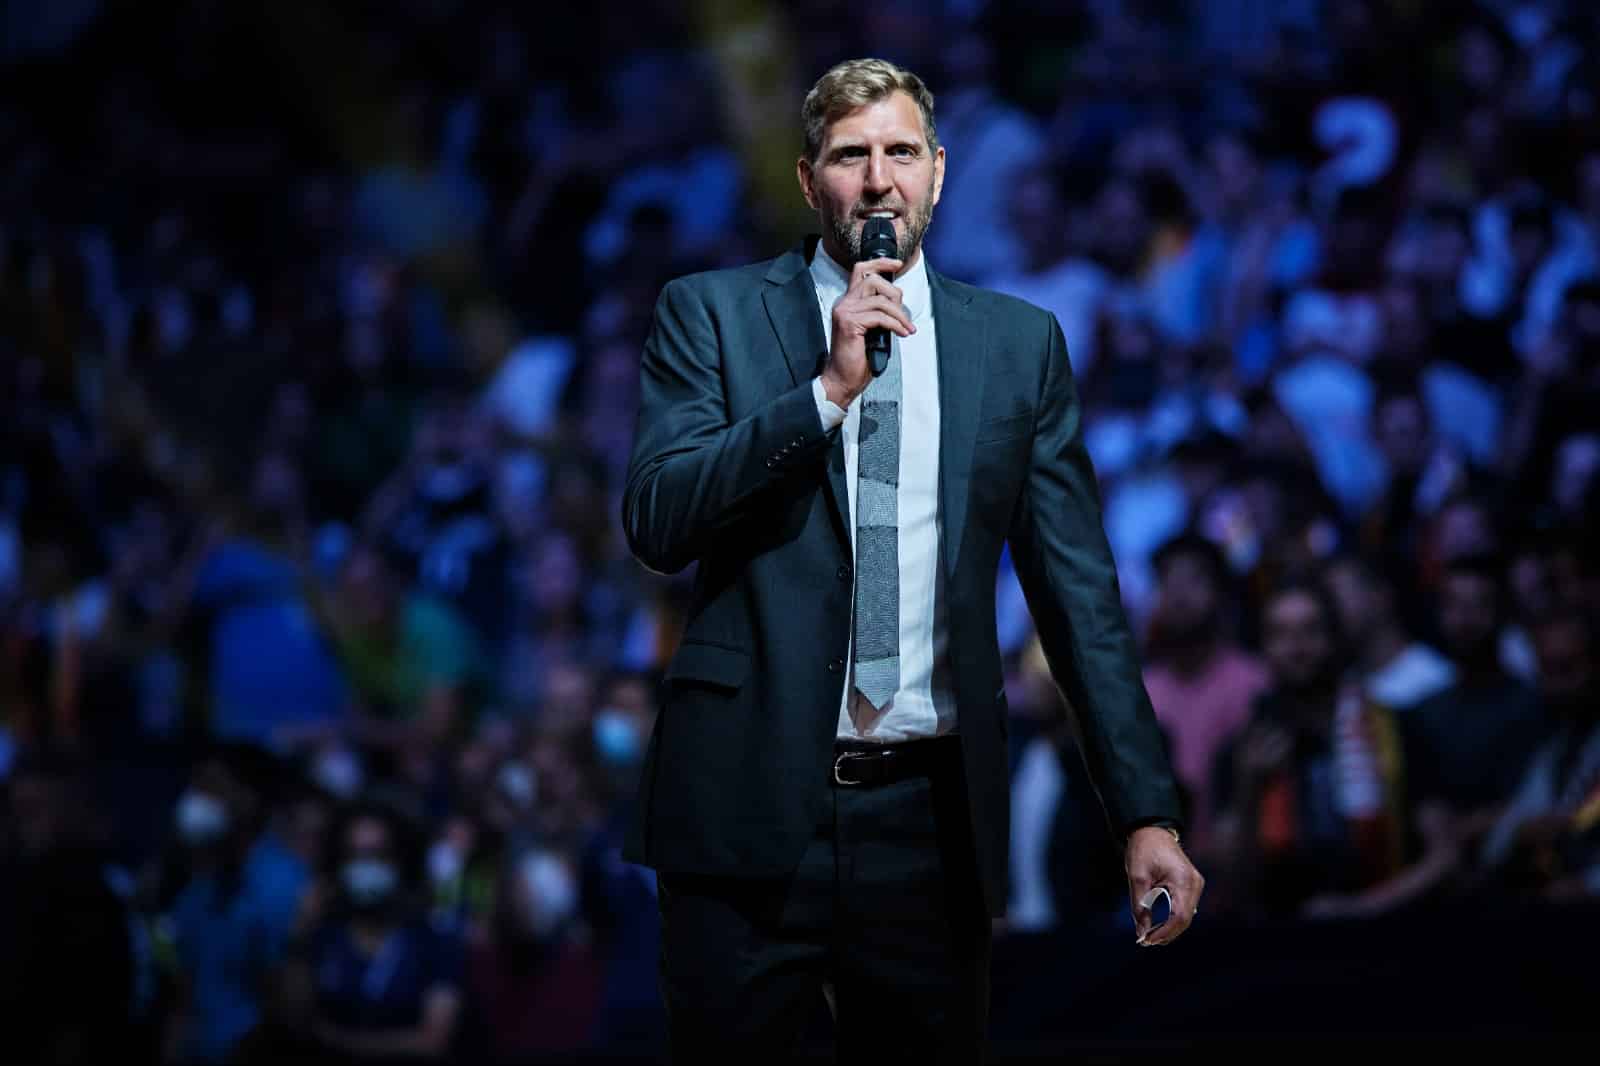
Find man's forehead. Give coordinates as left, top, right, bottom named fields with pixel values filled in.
left=822, top=93, right=927, bottom=146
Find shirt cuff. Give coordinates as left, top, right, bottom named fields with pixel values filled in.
left=812, top=377, right=847, bottom=431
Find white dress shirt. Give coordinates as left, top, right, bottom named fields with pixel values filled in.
left=808, top=243, right=956, bottom=743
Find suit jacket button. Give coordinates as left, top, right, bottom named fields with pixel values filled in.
left=766, top=457, right=777, bottom=469
left=836, top=565, right=850, bottom=581
left=828, top=659, right=843, bottom=673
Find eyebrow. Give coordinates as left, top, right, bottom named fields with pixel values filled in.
left=827, top=139, right=924, bottom=160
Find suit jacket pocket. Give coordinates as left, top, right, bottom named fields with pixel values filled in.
left=975, top=410, right=1032, bottom=444
left=663, top=640, right=751, bottom=692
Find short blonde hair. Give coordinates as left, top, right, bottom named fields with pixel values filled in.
left=801, top=57, right=938, bottom=163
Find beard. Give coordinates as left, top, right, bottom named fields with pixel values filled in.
left=827, top=176, right=937, bottom=267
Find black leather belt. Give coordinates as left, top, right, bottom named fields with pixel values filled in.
left=831, top=733, right=960, bottom=787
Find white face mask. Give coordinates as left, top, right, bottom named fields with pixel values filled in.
left=427, top=840, right=464, bottom=886
left=518, top=851, right=578, bottom=938
left=175, top=790, right=230, bottom=846
left=311, top=746, right=364, bottom=799
left=342, top=857, right=399, bottom=908
left=592, top=708, right=643, bottom=766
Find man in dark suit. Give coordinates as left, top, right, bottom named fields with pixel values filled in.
left=620, top=57, right=1202, bottom=1060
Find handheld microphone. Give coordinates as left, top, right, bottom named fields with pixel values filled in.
left=858, top=217, right=898, bottom=377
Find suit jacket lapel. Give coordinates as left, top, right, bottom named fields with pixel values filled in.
left=763, top=238, right=851, bottom=544
left=930, top=267, right=985, bottom=578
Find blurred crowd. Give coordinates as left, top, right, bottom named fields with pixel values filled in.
left=3, top=0, right=1599, bottom=1062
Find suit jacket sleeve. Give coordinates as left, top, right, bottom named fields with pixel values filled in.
left=623, top=276, right=835, bottom=574
left=1006, top=311, right=1185, bottom=840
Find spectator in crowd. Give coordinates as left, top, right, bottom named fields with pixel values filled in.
left=1401, top=553, right=1549, bottom=835
left=462, top=844, right=604, bottom=1061
left=1141, top=531, right=1269, bottom=851
left=285, top=796, right=464, bottom=1064
left=0, top=747, right=141, bottom=1065
left=1477, top=608, right=1600, bottom=903
left=1210, top=580, right=1409, bottom=920
left=318, top=543, right=491, bottom=770
left=164, top=743, right=309, bottom=1065
left=1322, top=551, right=1456, bottom=713
left=1004, top=635, right=1139, bottom=935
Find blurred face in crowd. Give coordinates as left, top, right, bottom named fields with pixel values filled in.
left=1091, top=178, right=1149, bottom=276
left=284, top=792, right=332, bottom=868
left=174, top=760, right=252, bottom=852
left=1206, top=132, right=1260, bottom=220
left=799, top=89, right=945, bottom=270
left=1007, top=170, right=1067, bottom=271
left=1324, top=559, right=1384, bottom=640
left=1533, top=616, right=1594, bottom=720
left=1431, top=499, right=1497, bottom=560
left=340, top=546, right=398, bottom=630
left=1154, top=550, right=1221, bottom=644
left=504, top=848, right=579, bottom=946
left=540, top=659, right=596, bottom=734
left=1262, top=588, right=1335, bottom=695
left=341, top=814, right=402, bottom=916
left=1375, top=391, right=1429, bottom=475
left=529, top=532, right=583, bottom=617
left=10, top=770, right=78, bottom=857
left=593, top=675, right=655, bottom=769
left=1436, top=569, right=1500, bottom=663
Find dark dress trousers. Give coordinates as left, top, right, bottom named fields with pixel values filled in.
left=620, top=236, right=1183, bottom=1057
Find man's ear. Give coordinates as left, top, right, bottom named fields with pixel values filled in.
left=931, top=145, right=946, bottom=207
left=797, top=156, right=817, bottom=211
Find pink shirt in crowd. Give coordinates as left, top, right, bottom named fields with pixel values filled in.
left=1143, top=648, right=1271, bottom=846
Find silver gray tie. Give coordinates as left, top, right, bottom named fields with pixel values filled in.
left=852, top=340, right=900, bottom=710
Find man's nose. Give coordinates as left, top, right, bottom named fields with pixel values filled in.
left=865, top=151, right=893, bottom=195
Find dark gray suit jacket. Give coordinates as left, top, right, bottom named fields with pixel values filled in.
left=620, top=236, right=1182, bottom=917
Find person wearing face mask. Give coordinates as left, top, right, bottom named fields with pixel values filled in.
left=459, top=845, right=604, bottom=1061
left=163, top=743, right=308, bottom=1065
left=287, top=798, right=463, bottom=1065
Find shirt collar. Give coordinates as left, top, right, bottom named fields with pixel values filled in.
left=810, top=239, right=931, bottom=323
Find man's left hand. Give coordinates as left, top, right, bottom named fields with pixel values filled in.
left=1126, top=826, right=1204, bottom=946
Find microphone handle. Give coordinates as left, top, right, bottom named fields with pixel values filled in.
left=866, top=328, right=891, bottom=376
left=865, top=266, right=896, bottom=377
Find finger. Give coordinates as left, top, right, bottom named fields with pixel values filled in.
left=854, top=294, right=914, bottom=332
left=851, top=257, right=903, bottom=284
left=852, top=310, right=915, bottom=338
left=1128, top=876, right=1156, bottom=941
left=857, top=273, right=905, bottom=304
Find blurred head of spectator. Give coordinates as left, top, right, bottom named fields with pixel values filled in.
left=1147, top=532, right=1232, bottom=661
left=1323, top=552, right=1456, bottom=711
left=6, top=744, right=104, bottom=862
left=1433, top=551, right=1507, bottom=675
left=326, top=797, right=426, bottom=928
left=174, top=742, right=278, bottom=868
left=1, top=747, right=136, bottom=1064
left=1087, top=175, right=1152, bottom=280
left=296, top=792, right=464, bottom=1061
left=1260, top=578, right=1345, bottom=711
left=493, top=846, right=582, bottom=959
left=1532, top=608, right=1597, bottom=725
left=1141, top=531, right=1269, bottom=848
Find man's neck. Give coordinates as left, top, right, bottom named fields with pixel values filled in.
left=818, top=237, right=923, bottom=277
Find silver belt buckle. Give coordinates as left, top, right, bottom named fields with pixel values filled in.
left=833, top=750, right=867, bottom=786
